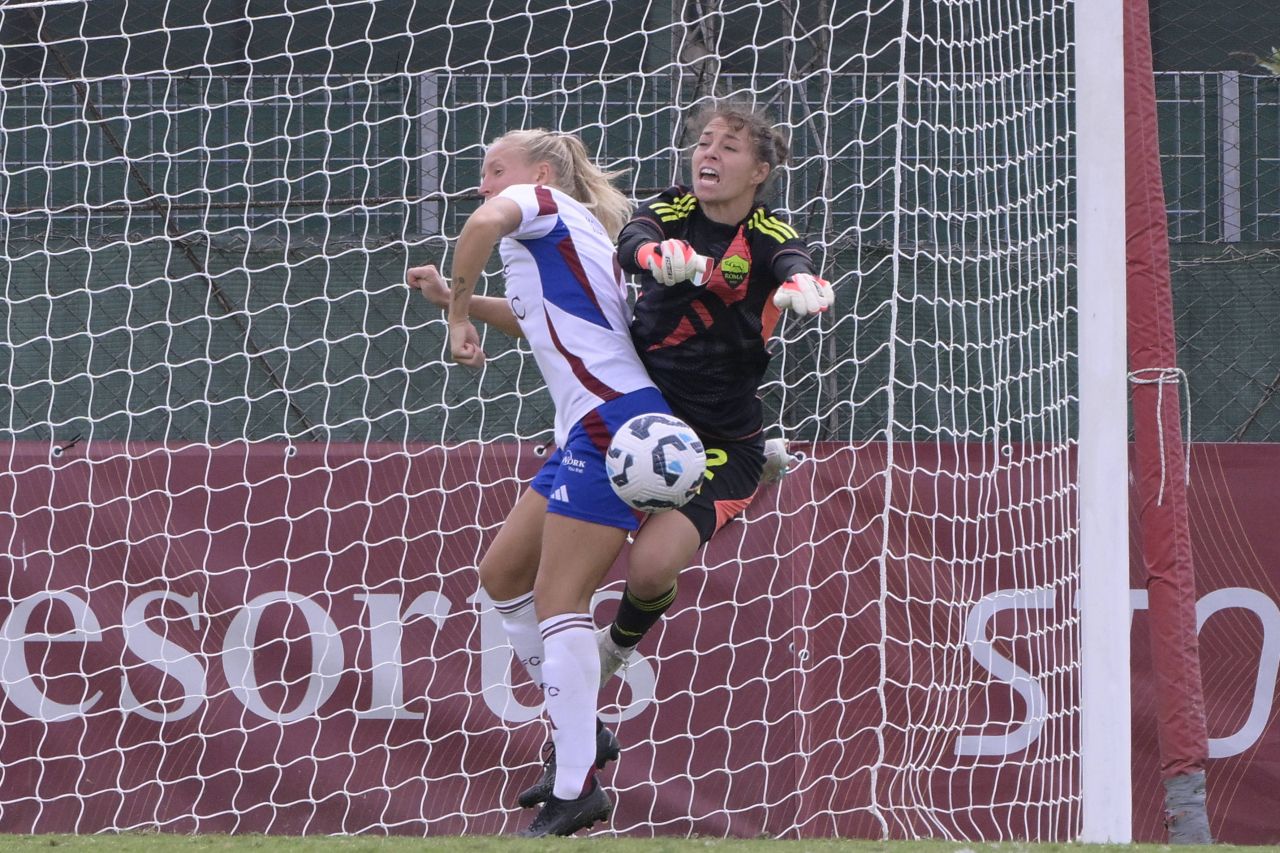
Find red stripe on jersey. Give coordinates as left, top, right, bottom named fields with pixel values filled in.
left=692, top=300, right=713, bottom=327
left=646, top=315, right=697, bottom=351
left=543, top=308, right=622, bottom=402
left=556, top=234, right=608, bottom=320
left=580, top=408, right=612, bottom=453
left=703, top=227, right=752, bottom=306
left=535, top=185, right=558, bottom=216
left=761, top=293, right=782, bottom=342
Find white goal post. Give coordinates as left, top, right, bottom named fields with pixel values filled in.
left=1074, top=0, right=1134, bottom=843
left=0, top=0, right=1130, bottom=840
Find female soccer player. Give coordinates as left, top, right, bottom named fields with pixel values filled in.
left=433, top=128, right=668, bottom=836
left=409, top=102, right=833, bottom=810
left=597, top=101, right=832, bottom=684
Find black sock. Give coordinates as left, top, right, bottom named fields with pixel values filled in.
left=609, top=583, right=677, bottom=649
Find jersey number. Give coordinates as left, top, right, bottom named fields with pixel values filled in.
left=702, top=448, right=729, bottom=480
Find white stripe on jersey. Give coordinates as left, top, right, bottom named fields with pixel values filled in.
left=497, top=184, right=655, bottom=446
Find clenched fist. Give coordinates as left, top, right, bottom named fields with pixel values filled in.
left=772, top=273, right=833, bottom=316
left=635, top=240, right=714, bottom=287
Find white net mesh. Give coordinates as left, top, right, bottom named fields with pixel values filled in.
left=0, top=0, right=1079, bottom=839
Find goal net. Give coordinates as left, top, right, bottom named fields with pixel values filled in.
left=0, top=0, right=1082, bottom=840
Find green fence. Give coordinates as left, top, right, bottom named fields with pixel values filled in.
left=2, top=69, right=1277, bottom=444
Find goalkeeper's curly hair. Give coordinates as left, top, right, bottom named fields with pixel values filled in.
left=686, top=100, right=790, bottom=201
left=493, top=129, right=633, bottom=240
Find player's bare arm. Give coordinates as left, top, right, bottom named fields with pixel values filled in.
left=408, top=263, right=524, bottom=338
left=447, top=197, right=524, bottom=367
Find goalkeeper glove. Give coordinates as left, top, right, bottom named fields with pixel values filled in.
left=772, top=273, right=834, bottom=316
left=636, top=239, right=714, bottom=287
left=760, top=437, right=797, bottom=485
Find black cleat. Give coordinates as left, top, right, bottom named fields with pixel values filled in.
left=516, top=724, right=621, bottom=808
left=518, top=779, right=612, bottom=837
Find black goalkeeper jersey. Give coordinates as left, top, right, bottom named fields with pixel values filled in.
left=618, top=185, right=815, bottom=441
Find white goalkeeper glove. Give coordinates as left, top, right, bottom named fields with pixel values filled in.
left=636, top=239, right=714, bottom=287
left=772, top=273, right=834, bottom=316
left=760, top=437, right=797, bottom=485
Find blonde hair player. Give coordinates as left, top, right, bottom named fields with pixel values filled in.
left=410, top=129, right=667, bottom=836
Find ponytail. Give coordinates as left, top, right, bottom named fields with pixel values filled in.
left=493, top=129, right=633, bottom=239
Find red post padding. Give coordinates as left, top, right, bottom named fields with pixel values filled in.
left=1123, top=0, right=1209, bottom=782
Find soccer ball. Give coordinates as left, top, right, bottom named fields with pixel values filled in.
left=605, top=413, right=706, bottom=511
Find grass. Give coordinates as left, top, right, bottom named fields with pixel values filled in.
left=4, top=837, right=1276, bottom=853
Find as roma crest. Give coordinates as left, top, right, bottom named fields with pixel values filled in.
left=719, top=254, right=750, bottom=286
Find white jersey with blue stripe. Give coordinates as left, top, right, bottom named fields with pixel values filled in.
left=497, top=184, right=656, bottom=446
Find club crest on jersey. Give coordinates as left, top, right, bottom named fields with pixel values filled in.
left=720, top=254, right=750, bottom=286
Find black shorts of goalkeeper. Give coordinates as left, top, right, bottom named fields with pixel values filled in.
left=669, top=432, right=766, bottom=545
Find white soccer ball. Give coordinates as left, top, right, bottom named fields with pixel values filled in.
left=605, top=413, right=706, bottom=512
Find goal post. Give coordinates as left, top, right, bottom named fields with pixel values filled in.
left=0, top=0, right=1137, bottom=841
left=1074, top=0, right=1134, bottom=843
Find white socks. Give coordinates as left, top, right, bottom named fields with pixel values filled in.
left=539, top=613, right=599, bottom=800
left=491, top=592, right=544, bottom=689
left=492, top=596, right=602, bottom=801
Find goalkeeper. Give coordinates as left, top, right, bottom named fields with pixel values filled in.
left=595, top=100, right=833, bottom=699
left=409, top=101, right=833, bottom=809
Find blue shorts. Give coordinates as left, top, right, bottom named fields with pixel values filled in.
left=531, top=387, right=671, bottom=531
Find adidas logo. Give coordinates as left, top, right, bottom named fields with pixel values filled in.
left=550, top=485, right=570, bottom=502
